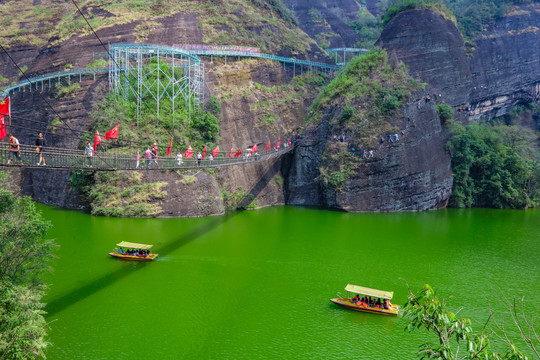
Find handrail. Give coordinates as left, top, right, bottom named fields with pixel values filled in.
left=327, top=48, right=369, bottom=53
left=0, top=142, right=295, bottom=170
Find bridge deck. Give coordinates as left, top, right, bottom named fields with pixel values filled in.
left=0, top=143, right=294, bottom=171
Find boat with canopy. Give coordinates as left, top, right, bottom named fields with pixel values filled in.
left=330, top=284, right=399, bottom=316
left=109, top=241, right=158, bottom=261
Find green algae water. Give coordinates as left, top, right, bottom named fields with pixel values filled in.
left=40, top=206, right=539, bottom=359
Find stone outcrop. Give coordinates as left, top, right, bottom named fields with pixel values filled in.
left=287, top=98, right=453, bottom=211
left=377, top=6, right=540, bottom=120
left=282, top=0, right=362, bottom=48
left=376, top=10, right=472, bottom=108
left=468, top=5, right=540, bottom=119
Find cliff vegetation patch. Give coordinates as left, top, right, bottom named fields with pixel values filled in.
left=89, top=171, right=167, bottom=217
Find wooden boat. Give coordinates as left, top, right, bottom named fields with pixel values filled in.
left=330, top=284, right=399, bottom=316
left=109, top=241, right=158, bottom=261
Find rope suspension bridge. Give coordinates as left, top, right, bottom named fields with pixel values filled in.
left=0, top=142, right=295, bottom=171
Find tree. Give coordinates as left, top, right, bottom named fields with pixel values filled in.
left=402, top=282, right=538, bottom=360
left=0, top=176, right=55, bottom=359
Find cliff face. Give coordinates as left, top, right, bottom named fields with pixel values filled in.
left=287, top=98, right=453, bottom=211
left=468, top=5, right=540, bottom=119
left=376, top=10, right=472, bottom=108
left=377, top=6, right=540, bottom=120
left=282, top=0, right=361, bottom=48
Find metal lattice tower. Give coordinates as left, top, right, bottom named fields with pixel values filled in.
left=108, top=44, right=204, bottom=124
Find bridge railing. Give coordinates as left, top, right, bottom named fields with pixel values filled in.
left=0, top=143, right=295, bottom=170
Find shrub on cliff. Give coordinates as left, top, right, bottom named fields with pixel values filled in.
left=446, top=120, right=540, bottom=208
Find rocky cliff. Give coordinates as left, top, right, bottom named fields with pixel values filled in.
left=377, top=5, right=540, bottom=120
left=287, top=96, right=452, bottom=211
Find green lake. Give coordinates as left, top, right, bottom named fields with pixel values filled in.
left=40, top=205, right=539, bottom=359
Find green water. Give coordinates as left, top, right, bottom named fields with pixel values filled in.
left=40, top=206, right=539, bottom=359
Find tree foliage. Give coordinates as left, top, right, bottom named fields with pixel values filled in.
left=403, top=283, right=532, bottom=360
left=446, top=120, right=540, bottom=209
left=0, top=173, right=55, bottom=359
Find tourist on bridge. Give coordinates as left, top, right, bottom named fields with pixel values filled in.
left=135, top=151, right=141, bottom=168
left=85, top=142, right=93, bottom=167
left=208, top=154, right=213, bottom=164
left=151, top=147, right=158, bottom=168
left=7, top=134, right=23, bottom=165
left=196, top=152, right=202, bottom=166
left=176, top=152, right=183, bottom=166
left=35, top=133, right=47, bottom=166
left=145, top=147, right=152, bottom=168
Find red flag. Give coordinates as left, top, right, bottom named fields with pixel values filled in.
left=184, top=146, right=194, bottom=158
left=234, top=149, right=242, bottom=157
left=104, top=125, right=119, bottom=140
left=250, top=144, right=258, bottom=156
left=228, top=147, right=233, bottom=158
left=0, top=116, right=6, bottom=141
left=211, top=146, right=220, bottom=157
left=266, top=140, right=271, bottom=154
left=0, top=97, right=10, bottom=117
left=93, top=130, right=101, bottom=152
left=202, top=144, right=207, bottom=159
left=287, top=138, right=291, bottom=146
left=166, top=138, right=173, bottom=156
left=275, top=138, right=280, bottom=150
left=153, top=140, right=157, bottom=151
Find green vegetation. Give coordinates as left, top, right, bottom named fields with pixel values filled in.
left=86, top=58, right=108, bottom=70
left=308, top=49, right=421, bottom=139
left=446, top=120, right=540, bottom=209
left=55, top=82, right=81, bottom=98
left=0, top=172, right=55, bottom=359
left=89, top=59, right=219, bottom=153
left=88, top=171, right=167, bottom=217
left=403, top=283, right=536, bottom=359
left=436, top=103, right=454, bottom=123
left=221, top=186, right=258, bottom=210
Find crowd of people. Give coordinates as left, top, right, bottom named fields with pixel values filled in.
left=351, top=294, right=390, bottom=310
left=118, top=248, right=151, bottom=257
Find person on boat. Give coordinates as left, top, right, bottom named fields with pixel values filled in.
left=118, top=248, right=124, bottom=255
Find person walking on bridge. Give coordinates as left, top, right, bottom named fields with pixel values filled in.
left=35, top=133, right=47, bottom=166
left=85, top=142, right=93, bottom=167
left=7, top=134, right=23, bottom=165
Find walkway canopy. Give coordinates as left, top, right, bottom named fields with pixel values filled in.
left=345, top=284, right=394, bottom=300
left=117, top=241, right=153, bottom=250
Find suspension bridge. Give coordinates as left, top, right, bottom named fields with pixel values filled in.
left=0, top=142, right=295, bottom=171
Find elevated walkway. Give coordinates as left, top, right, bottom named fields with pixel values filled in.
left=0, top=143, right=295, bottom=171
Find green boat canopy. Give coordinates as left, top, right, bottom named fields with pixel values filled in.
left=345, top=284, right=394, bottom=300
left=116, top=241, right=153, bottom=250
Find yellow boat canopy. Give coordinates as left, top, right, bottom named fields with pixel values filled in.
left=345, top=284, right=394, bottom=300
left=116, top=241, right=153, bottom=250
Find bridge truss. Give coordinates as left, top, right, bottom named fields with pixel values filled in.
left=108, top=44, right=204, bottom=124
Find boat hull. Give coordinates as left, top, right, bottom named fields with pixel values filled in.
left=109, top=252, right=158, bottom=261
left=330, top=298, right=399, bottom=316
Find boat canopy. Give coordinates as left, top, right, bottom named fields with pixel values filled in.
left=345, top=284, right=394, bottom=300
left=116, top=241, right=153, bottom=250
